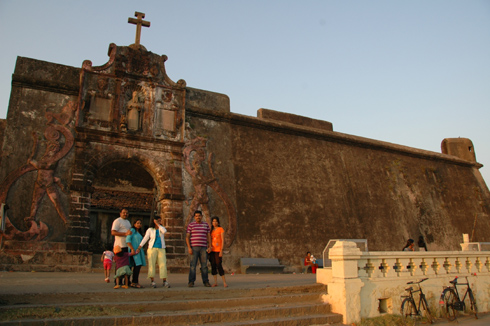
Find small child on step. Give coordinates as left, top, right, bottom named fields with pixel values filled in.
left=113, top=245, right=139, bottom=289
left=101, top=248, right=114, bottom=283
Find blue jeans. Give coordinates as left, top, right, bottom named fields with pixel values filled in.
left=189, top=246, right=209, bottom=284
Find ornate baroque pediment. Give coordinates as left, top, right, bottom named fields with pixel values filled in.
left=79, top=43, right=186, bottom=142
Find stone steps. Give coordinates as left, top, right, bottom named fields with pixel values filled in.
left=2, top=283, right=327, bottom=305
left=3, top=293, right=321, bottom=312
left=7, top=312, right=343, bottom=326
left=0, top=282, right=344, bottom=325
left=197, top=314, right=343, bottom=326
left=9, top=303, right=340, bottom=326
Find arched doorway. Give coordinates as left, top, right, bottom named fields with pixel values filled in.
left=88, top=160, right=156, bottom=252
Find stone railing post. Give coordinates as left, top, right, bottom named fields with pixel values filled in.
left=319, top=245, right=490, bottom=320
left=325, top=241, right=364, bottom=324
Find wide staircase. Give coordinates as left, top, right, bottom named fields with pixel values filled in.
left=1, top=282, right=344, bottom=325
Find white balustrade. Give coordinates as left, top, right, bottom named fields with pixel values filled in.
left=317, top=241, right=490, bottom=324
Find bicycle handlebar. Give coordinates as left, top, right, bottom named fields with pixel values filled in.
left=406, top=277, right=428, bottom=285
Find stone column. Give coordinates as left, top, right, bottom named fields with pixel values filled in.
left=66, top=143, right=93, bottom=252
left=323, top=241, right=364, bottom=325
left=160, top=196, right=185, bottom=256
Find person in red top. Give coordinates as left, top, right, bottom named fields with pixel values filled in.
left=209, top=216, right=228, bottom=287
left=304, top=251, right=318, bottom=274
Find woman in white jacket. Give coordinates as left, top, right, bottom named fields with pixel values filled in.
left=137, top=217, right=170, bottom=288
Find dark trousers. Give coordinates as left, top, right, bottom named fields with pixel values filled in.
left=131, top=264, right=142, bottom=284
left=209, top=251, right=225, bottom=276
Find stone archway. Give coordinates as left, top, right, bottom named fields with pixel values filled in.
left=68, top=144, right=187, bottom=267
left=88, top=159, right=156, bottom=252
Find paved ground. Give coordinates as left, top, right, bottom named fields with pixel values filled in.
left=0, top=271, right=317, bottom=295
left=0, top=271, right=488, bottom=325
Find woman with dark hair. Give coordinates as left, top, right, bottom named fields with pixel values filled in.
left=402, top=239, right=415, bottom=251
left=209, top=216, right=228, bottom=287
left=126, top=219, right=146, bottom=288
left=304, top=251, right=318, bottom=274
left=137, top=217, right=170, bottom=288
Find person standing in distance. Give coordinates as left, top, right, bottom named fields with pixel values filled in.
left=126, top=219, right=146, bottom=288
left=112, top=208, right=132, bottom=251
left=111, top=208, right=132, bottom=284
left=137, top=217, right=171, bottom=288
left=209, top=216, right=228, bottom=287
left=186, top=210, right=211, bottom=287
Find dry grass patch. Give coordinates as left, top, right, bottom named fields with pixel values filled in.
left=355, top=314, right=428, bottom=326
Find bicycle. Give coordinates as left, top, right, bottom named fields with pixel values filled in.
left=400, top=277, right=434, bottom=325
left=439, top=275, right=478, bottom=321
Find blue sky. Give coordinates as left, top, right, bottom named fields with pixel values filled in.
left=1, top=1, right=489, bottom=182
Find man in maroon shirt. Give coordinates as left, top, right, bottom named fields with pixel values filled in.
left=186, top=210, right=211, bottom=287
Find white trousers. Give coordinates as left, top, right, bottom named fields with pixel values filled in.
left=147, top=247, right=167, bottom=279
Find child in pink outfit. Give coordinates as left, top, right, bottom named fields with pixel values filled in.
left=113, top=245, right=139, bottom=289
left=101, top=249, right=114, bottom=283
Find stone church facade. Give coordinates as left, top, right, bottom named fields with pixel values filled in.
left=1, top=31, right=489, bottom=272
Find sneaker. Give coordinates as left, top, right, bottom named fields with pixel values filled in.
left=104, top=278, right=109, bottom=283
left=204, top=282, right=211, bottom=287
left=121, top=285, right=129, bottom=289
left=163, top=281, right=171, bottom=288
left=188, top=282, right=194, bottom=287
left=151, top=281, right=157, bottom=288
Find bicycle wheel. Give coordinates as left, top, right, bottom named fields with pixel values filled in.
left=467, top=289, right=478, bottom=319
left=401, top=297, right=417, bottom=325
left=420, top=295, right=434, bottom=324
left=441, top=288, right=458, bottom=321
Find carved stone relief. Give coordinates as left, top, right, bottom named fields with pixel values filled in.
left=154, top=88, right=181, bottom=136
left=88, top=77, right=112, bottom=122
left=183, top=137, right=237, bottom=248
left=0, top=101, right=77, bottom=241
left=119, top=85, right=147, bottom=133
left=126, top=90, right=145, bottom=131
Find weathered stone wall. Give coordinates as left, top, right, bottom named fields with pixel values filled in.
left=2, top=48, right=490, bottom=273
left=0, top=119, right=6, bottom=165
left=0, top=56, right=79, bottom=179
left=186, top=105, right=490, bottom=271
left=0, top=47, right=191, bottom=270
left=0, top=58, right=84, bottom=270
left=72, top=131, right=186, bottom=257
left=182, top=87, right=235, bottom=229
left=0, top=57, right=79, bottom=240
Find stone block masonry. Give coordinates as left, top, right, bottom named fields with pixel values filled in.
left=1, top=37, right=489, bottom=273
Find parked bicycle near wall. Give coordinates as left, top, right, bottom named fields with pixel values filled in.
left=439, top=275, right=478, bottom=321
left=400, top=277, right=434, bottom=325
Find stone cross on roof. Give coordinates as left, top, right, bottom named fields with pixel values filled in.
left=128, top=11, right=150, bottom=47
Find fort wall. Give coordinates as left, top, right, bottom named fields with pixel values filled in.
left=186, top=104, right=490, bottom=270
left=1, top=51, right=489, bottom=273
